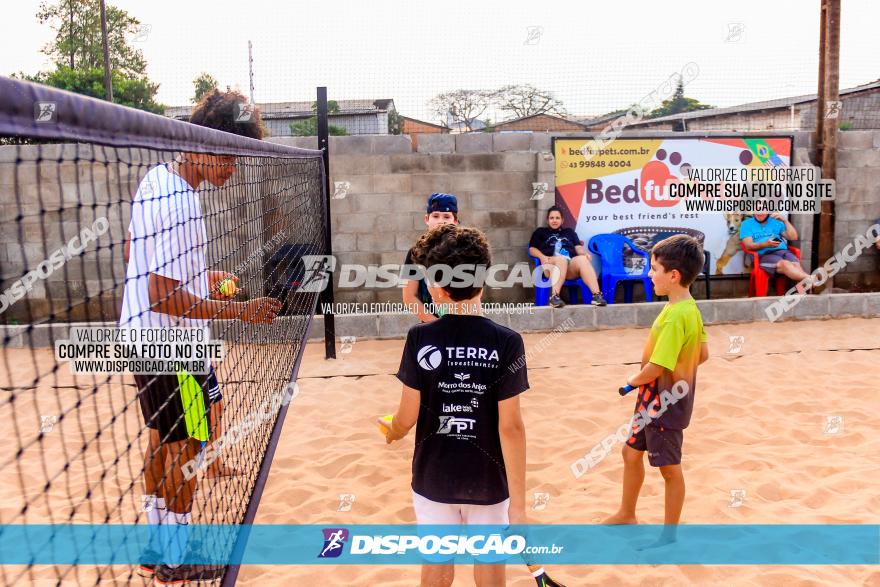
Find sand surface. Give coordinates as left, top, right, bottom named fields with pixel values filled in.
left=2, top=317, right=879, bottom=585
left=237, top=317, right=880, bottom=586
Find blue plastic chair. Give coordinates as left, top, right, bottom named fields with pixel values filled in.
left=588, top=234, right=653, bottom=304
left=527, top=249, right=593, bottom=306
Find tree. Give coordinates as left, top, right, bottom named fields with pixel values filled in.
left=192, top=73, right=219, bottom=103
left=495, top=84, right=566, bottom=119
left=387, top=109, right=403, bottom=135
left=429, top=89, right=496, bottom=132
left=648, top=78, right=713, bottom=119
left=37, top=0, right=147, bottom=77
left=289, top=100, right=347, bottom=136
left=21, top=67, right=163, bottom=113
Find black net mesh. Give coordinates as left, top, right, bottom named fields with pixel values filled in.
left=0, top=77, right=326, bottom=585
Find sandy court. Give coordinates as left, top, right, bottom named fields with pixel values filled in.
left=0, top=341, right=305, bottom=585
left=236, top=317, right=880, bottom=586
left=0, top=317, right=878, bottom=585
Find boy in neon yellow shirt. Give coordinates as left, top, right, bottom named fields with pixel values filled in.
left=604, top=235, right=709, bottom=546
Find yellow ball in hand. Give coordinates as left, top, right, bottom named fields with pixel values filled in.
left=219, top=278, right=237, bottom=297
left=378, top=414, right=393, bottom=434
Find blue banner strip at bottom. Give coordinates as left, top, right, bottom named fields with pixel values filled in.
left=0, top=525, right=877, bottom=565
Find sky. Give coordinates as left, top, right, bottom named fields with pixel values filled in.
left=1, top=0, right=877, bottom=123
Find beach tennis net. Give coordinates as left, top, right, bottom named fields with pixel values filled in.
left=0, top=76, right=326, bottom=585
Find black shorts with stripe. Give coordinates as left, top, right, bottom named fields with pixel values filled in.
left=135, top=365, right=221, bottom=444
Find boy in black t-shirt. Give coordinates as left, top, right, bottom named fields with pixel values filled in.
left=528, top=206, right=606, bottom=307
left=402, top=193, right=460, bottom=322
left=384, top=224, right=528, bottom=587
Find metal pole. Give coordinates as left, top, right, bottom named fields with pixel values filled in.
left=99, top=0, right=113, bottom=101
left=248, top=40, right=255, bottom=105
left=317, top=87, right=336, bottom=360
left=813, top=0, right=840, bottom=289
left=68, top=0, right=75, bottom=69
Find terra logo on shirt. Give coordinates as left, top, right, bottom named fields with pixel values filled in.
left=417, top=346, right=501, bottom=370
left=417, top=346, right=443, bottom=370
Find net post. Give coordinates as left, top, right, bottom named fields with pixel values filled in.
left=317, top=86, right=337, bottom=360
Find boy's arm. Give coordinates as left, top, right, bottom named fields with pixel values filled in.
left=402, top=280, right=437, bottom=323
left=124, top=234, right=130, bottom=264
left=626, top=362, right=666, bottom=387
left=498, top=394, right=526, bottom=524
left=385, top=384, right=420, bottom=444
left=699, top=341, right=709, bottom=365
left=148, top=272, right=279, bottom=322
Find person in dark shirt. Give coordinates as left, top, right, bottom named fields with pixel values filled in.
left=528, top=206, right=606, bottom=307
left=402, top=193, right=460, bottom=322
left=383, top=224, right=529, bottom=587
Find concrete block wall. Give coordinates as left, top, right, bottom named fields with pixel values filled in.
left=0, top=145, right=316, bottom=322
left=832, top=130, right=880, bottom=291
left=1, top=128, right=878, bottom=323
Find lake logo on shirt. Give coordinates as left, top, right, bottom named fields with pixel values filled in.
left=417, top=345, right=443, bottom=370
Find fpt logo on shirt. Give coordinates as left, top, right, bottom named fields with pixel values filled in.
left=437, top=416, right=476, bottom=435
left=417, top=345, right=443, bottom=370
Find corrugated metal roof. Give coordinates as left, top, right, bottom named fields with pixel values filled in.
left=493, top=112, right=588, bottom=128
left=629, top=79, right=880, bottom=125
left=165, top=99, right=395, bottom=120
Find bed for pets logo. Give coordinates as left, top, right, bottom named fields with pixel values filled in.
left=640, top=149, right=690, bottom=208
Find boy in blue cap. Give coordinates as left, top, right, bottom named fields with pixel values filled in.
left=402, top=193, right=460, bottom=322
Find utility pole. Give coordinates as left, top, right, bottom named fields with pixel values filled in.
left=68, top=0, right=75, bottom=69
left=99, top=0, right=113, bottom=101
left=248, top=40, right=255, bottom=105
left=811, top=0, right=840, bottom=286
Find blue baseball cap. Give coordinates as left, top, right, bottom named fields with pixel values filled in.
left=426, top=193, right=458, bottom=214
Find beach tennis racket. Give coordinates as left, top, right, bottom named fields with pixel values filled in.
left=618, top=383, right=637, bottom=396
left=528, top=565, right=567, bottom=586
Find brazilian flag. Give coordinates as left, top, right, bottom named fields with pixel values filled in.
left=744, top=138, right=784, bottom=167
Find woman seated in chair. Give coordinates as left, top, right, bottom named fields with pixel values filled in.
left=528, top=206, right=607, bottom=307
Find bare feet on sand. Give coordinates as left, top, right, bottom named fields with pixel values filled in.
left=602, top=511, right=638, bottom=525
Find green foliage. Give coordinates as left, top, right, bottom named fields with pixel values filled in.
left=192, top=73, right=219, bottom=103
left=647, top=79, right=713, bottom=119
left=291, top=101, right=347, bottom=135
left=21, top=67, right=163, bottom=113
left=310, top=100, right=340, bottom=114
left=387, top=109, right=403, bottom=135
left=839, top=121, right=854, bottom=131
left=289, top=118, right=347, bottom=136
left=17, top=1, right=163, bottom=114
left=37, top=0, right=147, bottom=76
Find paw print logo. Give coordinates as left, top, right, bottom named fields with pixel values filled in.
left=639, top=149, right=690, bottom=208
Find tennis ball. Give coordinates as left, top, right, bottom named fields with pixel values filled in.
left=377, top=414, right=393, bottom=434
left=219, top=278, right=237, bottom=297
